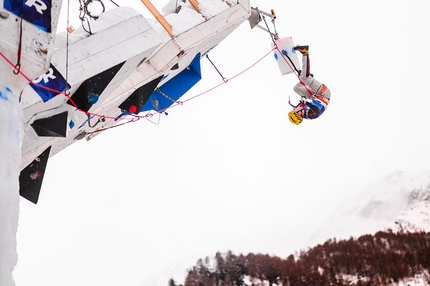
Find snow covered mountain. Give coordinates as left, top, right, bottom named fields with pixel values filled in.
left=391, top=180, right=430, bottom=233
left=309, top=170, right=430, bottom=247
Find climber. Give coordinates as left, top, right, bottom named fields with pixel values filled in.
left=287, top=45, right=331, bottom=125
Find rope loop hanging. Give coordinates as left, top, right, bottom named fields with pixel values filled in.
left=78, top=0, right=106, bottom=34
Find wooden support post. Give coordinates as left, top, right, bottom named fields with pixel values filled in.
left=140, top=0, right=174, bottom=38
left=188, top=0, right=202, bottom=16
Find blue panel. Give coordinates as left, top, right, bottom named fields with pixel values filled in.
left=142, top=53, right=202, bottom=112
left=30, top=64, right=68, bottom=102
left=4, top=0, right=51, bottom=32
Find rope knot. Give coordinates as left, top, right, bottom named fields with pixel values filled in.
left=13, top=63, right=21, bottom=75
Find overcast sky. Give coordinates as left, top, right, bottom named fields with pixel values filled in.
left=13, top=0, right=430, bottom=286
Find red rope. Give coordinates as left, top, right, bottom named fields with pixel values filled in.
left=0, top=46, right=277, bottom=131
left=181, top=47, right=276, bottom=105
left=0, top=50, right=142, bottom=121
left=13, top=3, right=24, bottom=74
left=274, top=46, right=314, bottom=97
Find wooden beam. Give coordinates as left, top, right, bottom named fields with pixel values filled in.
left=188, top=0, right=202, bottom=16
left=140, top=0, right=174, bottom=38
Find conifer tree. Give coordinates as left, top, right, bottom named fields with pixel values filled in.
left=168, top=278, right=177, bottom=286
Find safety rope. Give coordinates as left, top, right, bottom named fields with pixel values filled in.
left=66, top=0, right=70, bottom=83
left=260, top=12, right=314, bottom=97
left=271, top=14, right=278, bottom=38
left=0, top=50, right=123, bottom=121
left=13, top=1, right=24, bottom=74
left=184, top=47, right=275, bottom=103
left=276, top=46, right=314, bottom=97
left=206, top=54, right=228, bottom=82
left=0, top=45, right=275, bottom=133
left=109, top=0, right=119, bottom=7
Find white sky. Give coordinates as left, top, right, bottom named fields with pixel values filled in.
left=12, top=0, right=430, bottom=285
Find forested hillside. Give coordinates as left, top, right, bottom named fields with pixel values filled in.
left=170, top=231, right=430, bottom=286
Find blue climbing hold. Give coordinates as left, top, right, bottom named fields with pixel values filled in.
left=88, top=93, right=100, bottom=105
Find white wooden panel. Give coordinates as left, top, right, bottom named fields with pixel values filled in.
left=51, top=7, right=162, bottom=86
left=20, top=0, right=253, bottom=169
left=0, top=0, right=63, bottom=92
